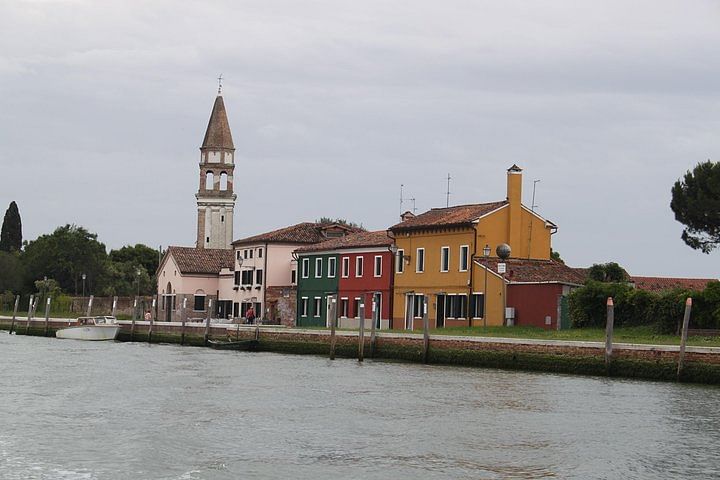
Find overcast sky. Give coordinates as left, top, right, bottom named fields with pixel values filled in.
left=2, top=0, right=719, bottom=277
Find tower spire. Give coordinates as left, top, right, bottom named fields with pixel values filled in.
left=217, top=73, right=223, bottom=95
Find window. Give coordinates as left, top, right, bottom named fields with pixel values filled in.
left=353, top=298, right=360, bottom=318
left=470, top=293, right=484, bottom=318
left=249, top=249, right=253, bottom=259
left=300, top=297, right=308, bottom=317
left=315, top=258, right=323, bottom=278
left=340, top=298, right=349, bottom=318
left=193, top=295, right=206, bottom=311
left=255, top=269, right=263, bottom=285
left=413, top=294, right=425, bottom=318
left=440, top=247, right=450, bottom=272
left=301, top=258, right=309, bottom=278
left=205, top=171, right=214, bottom=190
left=460, top=245, right=469, bottom=271
left=396, top=249, right=404, bottom=273
left=219, top=172, right=228, bottom=191
left=374, top=256, right=382, bottom=277
left=244, top=250, right=248, bottom=259
left=291, top=270, right=297, bottom=284
left=416, top=248, right=425, bottom=273
left=236, top=251, right=240, bottom=260
left=313, top=297, right=322, bottom=317
left=258, top=248, right=263, bottom=258
left=328, top=257, right=337, bottom=278
left=234, top=271, right=240, bottom=285
left=221, top=215, right=224, bottom=222
left=356, top=256, right=364, bottom=277
left=446, top=294, right=467, bottom=319
left=341, top=257, right=350, bottom=278
left=241, top=270, right=253, bottom=286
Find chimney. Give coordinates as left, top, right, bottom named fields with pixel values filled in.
left=506, top=164, right=522, bottom=255
left=400, top=211, right=415, bottom=222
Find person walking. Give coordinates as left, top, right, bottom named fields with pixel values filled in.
left=245, top=306, right=256, bottom=325
left=144, top=310, right=152, bottom=321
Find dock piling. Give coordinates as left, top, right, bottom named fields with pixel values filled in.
left=358, top=299, right=365, bottom=362
left=422, top=299, right=430, bottom=364
left=43, top=297, right=52, bottom=337
left=86, top=295, right=94, bottom=317
left=180, top=298, right=187, bottom=345
left=370, top=296, right=377, bottom=358
left=111, top=296, right=118, bottom=317
left=329, top=295, right=337, bottom=360
left=25, top=295, right=34, bottom=335
left=148, top=297, right=156, bottom=343
left=130, top=297, right=137, bottom=341
left=9, top=295, right=19, bottom=334
left=605, top=297, right=614, bottom=371
left=677, top=297, right=693, bottom=381
left=204, top=299, right=212, bottom=345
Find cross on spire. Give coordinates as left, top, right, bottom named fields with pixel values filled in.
left=217, top=73, right=223, bottom=95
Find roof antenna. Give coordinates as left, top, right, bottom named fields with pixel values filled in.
left=399, top=184, right=404, bottom=218
left=217, top=73, right=223, bottom=95
left=410, top=198, right=417, bottom=214
left=446, top=173, right=451, bottom=207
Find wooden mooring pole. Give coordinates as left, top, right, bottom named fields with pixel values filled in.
left=422, top=299, right=430, bottom=364
left=86, top=295, right=94, bottom=317
left=329, top=295, right=337, bottom=360
left=9, top=295, right=20, bottom=334
left=358, top=299, right=365, bottom=362
left=111, top=296, right=118, bottom=317
left=370, top=296, right=378, bottom=358
left=204, top=299, right=213, bottom=345
left=605, top=297, right=614, bottom=372
left=130, top=297, right=137, bottom=341
left=43, top=297, right=52, bottom=337
left=677, top=297, right=693, bottom=381
left=25, top=295, right=34, bottom=335
left=180, top=298, right=187, bottom=345
left=148, top=297, right=156, bottom=343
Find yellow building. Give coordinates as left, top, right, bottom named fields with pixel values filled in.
left=388, top=165, right=557, bottom=329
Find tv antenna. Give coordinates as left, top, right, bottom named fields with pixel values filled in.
left=445, top=173, right=451, bottom=207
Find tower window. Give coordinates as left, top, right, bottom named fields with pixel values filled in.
left=206, top=237, right=209, bottom=243
left=205, top=171, right=214, bottom=190
left=220, top=172, right=228, bottom=191
left=221, top=215, right=224, bottom=222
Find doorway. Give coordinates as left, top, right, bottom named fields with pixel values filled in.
left=436, top=294, right=446, bottom=328
left=372, top=292, right=382, bottom=330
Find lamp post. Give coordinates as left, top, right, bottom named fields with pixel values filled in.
left=496, top=243, right=511, bottom=327
left=82, top=273, right=86, bottom=298
left=482, top=244, right=490, bottom=328
left=136, top=268, right=141, bottom=297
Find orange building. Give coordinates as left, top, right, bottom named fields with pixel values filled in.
left=389, top=165, right=575, bottom=329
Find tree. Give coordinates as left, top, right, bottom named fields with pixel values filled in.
left=0, top=251, right=24, bottom=293
left=0, top=201, right=22, bottom=252
left=22, top=224, right=108, bottom=294
left=671, top=160, right=720, bottom=253
left=587, top=262, right=629, bottom=283
left=316, top=217, right=366, bottom=231
left=109, top=244, right=159, bottom=274
left=550, top=249, right=564, bottom=264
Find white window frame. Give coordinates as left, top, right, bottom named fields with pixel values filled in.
left=328, top=257, right=337, bottom=278
left=340, top=297, right=349, bottom=318
left=315, top=258, right=323, bottom=278
left=396, top=249, right=405, bottom=274
left=301, top=258, right=309, bottom=278
left=446, top=294, right=456, bottom=319
left=356, top=256, right=364, bottom=277
left=374, top=255, right=382, bottom=277
left=416, top=248, right=425, bottom=273
left=341, top=257, right=350, bottom=278
left=353, top=297, right=361, bottom=319
left=300, top=297, right=308, bottom=317
left=313, top=297, right=322, bottom=318
left=471, top=292, right=484, bottom=319
left=440, top=246, right=450, bottom=273
left=460, top=245, right=469, bottom=272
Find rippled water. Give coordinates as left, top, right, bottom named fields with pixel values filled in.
left=2, top=333, right=720, bottom=479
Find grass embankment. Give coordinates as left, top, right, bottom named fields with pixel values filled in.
left=0, top=310, right=132, bottom=320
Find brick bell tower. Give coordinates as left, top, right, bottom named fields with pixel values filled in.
left=195, top=89, right=236, bottom=249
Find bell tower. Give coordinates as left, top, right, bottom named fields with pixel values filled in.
left=195, top=91, right=236, bottom=249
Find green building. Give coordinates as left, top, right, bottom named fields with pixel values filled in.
left=295, top=252, right=339, bottom=327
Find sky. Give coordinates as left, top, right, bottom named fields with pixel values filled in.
left=1, top=0, right=719, bottom=277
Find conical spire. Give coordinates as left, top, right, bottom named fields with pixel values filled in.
left=201, top=95, right=234, bottom=150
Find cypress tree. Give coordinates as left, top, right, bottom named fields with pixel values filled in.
left=0, top=201, right=22, bottom=252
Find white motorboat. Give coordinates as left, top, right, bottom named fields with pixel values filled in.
left=56, top=316, right=120, bottom=341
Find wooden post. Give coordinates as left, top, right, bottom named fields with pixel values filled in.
left=85, top=295, right=94, bottom=317
left=130, top=297, right=137, bottom=341
left=358, top=299, right=365, bottom=362
left=9, top=295, right=20, bottom=334
left=370, top=295, right=378, bottom=358
left=677, top=297, right=693, bottom=381
left=605, top=297, right=614, bottom=371
left=25, top=295, right=34, bottom=335
left=43, top=297, right=52, bottom=336
left=148, top=297, right=156, bottom=343
left=111, top=296, right=118, bottom=317
left=180, top=297, right=187, bottom=345
left=329, top=295, right=337, bottom=360
left=422, top=298, right=430, bottom=363
left=204, top=299, right=213, bottom=345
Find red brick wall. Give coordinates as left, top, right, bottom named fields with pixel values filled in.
left=507, top=283, right=563, bottom=329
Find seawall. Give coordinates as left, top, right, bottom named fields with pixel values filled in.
left=3, top=316, right=720, bottom=385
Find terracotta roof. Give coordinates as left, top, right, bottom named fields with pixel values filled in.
left=202, top=95, right=234, bottom=150
left=475, top=257, right=586, bottom=285
left=295, top=230, right=392, bottom=253
left=630, top=276, right=718, bottom=293
left=390, top=201, right=508, bottom=231
left=164, top=246, right=234, bottom=275
left=232, top=222, right=357, bottom=246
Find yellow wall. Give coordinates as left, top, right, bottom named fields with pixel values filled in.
left=476, top=206, right=552, bottom=261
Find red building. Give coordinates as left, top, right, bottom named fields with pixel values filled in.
left=295, top=231, right=394, bottom=329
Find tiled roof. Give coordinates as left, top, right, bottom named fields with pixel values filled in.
left=630, top=276, right=717, bottom=293
left=202, top=95, right=234, bottom=150
left=295, top=230, right=393, bottom=253
left=475, top=257, right=586, bottom=285
left=164, top=246, right=234, bottom=275
left=233, top=222, right=357, bottom=246
left=390, top=201, right=508, bottom=231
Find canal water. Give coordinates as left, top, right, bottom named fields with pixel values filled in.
left=1, top=334, right=720, bottom=479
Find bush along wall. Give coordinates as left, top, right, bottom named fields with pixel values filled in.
left=569, top=280, right=720, bottom=333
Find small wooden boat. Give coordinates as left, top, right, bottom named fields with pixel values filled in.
left=207, top=339, right=258, bottom=351
left=56, top=316, right=119, bottom=341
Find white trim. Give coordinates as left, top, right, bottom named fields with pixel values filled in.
left=459, top=245, right=469, bottom=272
left=314, top=257, right=322, bottom=278
left=374, top=255, right=382, bottom=277
left=341, top=257, right=350, bottom=278
left=416, top=248, right=425, bottom=273
left=440, top=246, right=450, bottom=273
left=313, top=297, right=322, bottom=318
left=340, top=297, right=349, bottom=318
left=301, top=258, right=310, bottom=278
left=300, top=297, right=309, bottom=317
left=396, top=248, right=405, bottom=274
left=328, top=257, right=337, bottom=278
left=355, top=256, right=364, bottom=277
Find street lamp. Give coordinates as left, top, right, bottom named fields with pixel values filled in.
left=482, top=245, right=490, bottom=328
left=82, top=273, right=86, bottom=298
